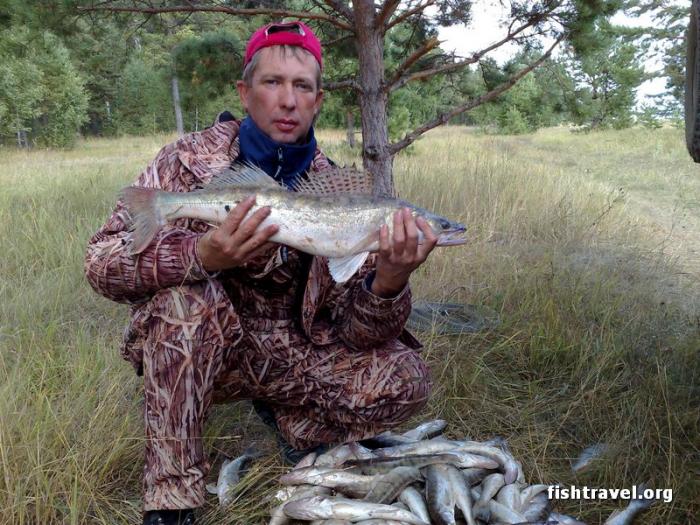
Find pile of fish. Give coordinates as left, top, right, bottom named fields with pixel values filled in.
left=261, top=420, right=652, bottom=525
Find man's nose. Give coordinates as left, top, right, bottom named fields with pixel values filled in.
left=279, top=83, right=296, bottom=110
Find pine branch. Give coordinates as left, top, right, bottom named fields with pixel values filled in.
left=388, top=14, right=550, bottom=93
left=376, top=0, right=401, bottom=29
left=318, top=0, right=354, bottom=23
left=324, top=79, right=362, bottom=92
left=388, top=36, right=564, bottom=154
left=384, top=36, right=441, bottom=92
left=385, top=0, right=435, bottom=32
left=78, top=3, right=353, bottom=30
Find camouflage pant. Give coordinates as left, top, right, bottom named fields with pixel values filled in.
left=142, top=279, right=431, bottom=511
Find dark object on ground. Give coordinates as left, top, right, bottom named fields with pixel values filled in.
left=407, top=301, right=500, bottom=335
left=686, top=0, right=700, bottom=161
left=143, top=509, right=195, bottom=525
left=252, top=400, right=329, bottom=465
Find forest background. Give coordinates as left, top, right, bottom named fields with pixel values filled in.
left=0, top=0, right=689, bottom=149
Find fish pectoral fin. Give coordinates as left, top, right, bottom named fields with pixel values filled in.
left=327, top=252, right=370, bottom=283
left=206, top=483, right=218, bottom=495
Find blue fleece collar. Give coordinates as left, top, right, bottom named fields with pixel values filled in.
left=237, top=117, right=317, bottom=189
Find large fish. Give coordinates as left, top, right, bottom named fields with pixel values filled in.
left=120, top=164, right=466, bottom=283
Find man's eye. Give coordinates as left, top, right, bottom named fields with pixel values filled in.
left=264, top=79, right=279, bottom=85
left=296, top=83, right=311, bottom=91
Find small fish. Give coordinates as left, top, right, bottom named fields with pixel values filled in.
left=603, top=494, right=654, bottom=525
left=363, top=466, right=422, bottom=504
left=547, top=512, right=587, bottom=525
left=295, top=451, right=318, bottom=469
left=402, top=419, right=448, bottom=441
left=571, top=443, right=609, bottom=473
left=488, top=499, right=528, bottom=524
left=461, top=467, right=492, bottom=487
left=520, top=484, right=550, bottom=507
left=497, top=483, right=524, bottom=513
left=356, top=518, right=412, bottom=525
left=373, top=437, right=461, bottom=458
left=270, top=485, right=331, bottom=525
left=522, top=490, right=551, bottom=521
left=455, top=441, right=520, bottom=484
left=315, top=442, right=375, bottom=468
left=279, top=466, right=375, bottom=498
left=474, top=472, right=505, bottom=515
left=361, top=431, right=418, bottom=448
left=206, top=446, right=259, bottom=507
left=444, top=450, right=500, bottom=470
left=424, top=464, right=457, bottom=525
left=445, top=464, right=477, bottom=525
left=283, top=495, right=430, bottom=525
left=399, top=486, right=431, bottom=524
left=346, top=453, right=463, bottom=475
left=121, top=164, right=466, bottom=283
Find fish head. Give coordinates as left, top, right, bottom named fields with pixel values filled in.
left=406, top=204, right=466, bottom=246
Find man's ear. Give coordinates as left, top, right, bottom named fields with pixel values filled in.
left=236, top=80, right=249, bottom=112
left=314, top=88, right=324, bottom=115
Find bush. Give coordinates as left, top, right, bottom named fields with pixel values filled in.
left=498, top=106, right=531, bottom=135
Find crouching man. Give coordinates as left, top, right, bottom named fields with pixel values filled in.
left=85, top=21, right=436, bottom=525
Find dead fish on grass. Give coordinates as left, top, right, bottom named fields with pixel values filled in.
left=603, top=492, right=654, bottom=525
left=121, top=164, right=466, bottom=283
left=283, top=495, right=430, bottom=525
left=206, top=446, right=260, bottom=507
left=571, top=443, right=609, bottom=473
left=269, top=420, right=654, bottom=525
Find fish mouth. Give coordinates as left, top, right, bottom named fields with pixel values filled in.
left=436, top=227, right=467, bottom=246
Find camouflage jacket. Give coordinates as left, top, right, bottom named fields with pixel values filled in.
left=84, top=114, right=421, bottom=374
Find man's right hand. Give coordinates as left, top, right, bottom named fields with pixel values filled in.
left=197, top=196, right=279, bottom=272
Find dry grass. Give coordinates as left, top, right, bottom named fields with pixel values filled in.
left=0, top=126, right=698, bottom=524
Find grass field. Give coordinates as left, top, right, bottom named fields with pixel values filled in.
left=0, top=126, right=698, bottom=524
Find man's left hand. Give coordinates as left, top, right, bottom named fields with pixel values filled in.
left=371, top=208, right=438, bottom=298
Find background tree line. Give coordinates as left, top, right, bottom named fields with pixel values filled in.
left=0, top=0, right=687, bottom=149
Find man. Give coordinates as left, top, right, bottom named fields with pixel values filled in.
left=85, top=21, right=436, bottom=525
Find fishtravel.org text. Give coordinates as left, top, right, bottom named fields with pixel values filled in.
left=548, top=485, right=672, bottom=503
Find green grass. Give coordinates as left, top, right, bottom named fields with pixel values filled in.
left=1, top=126, right=698, bottom=524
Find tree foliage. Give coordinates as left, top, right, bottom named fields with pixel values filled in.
left=0, top=25, right=88, bottom=147
left=0, top=0, right=685, bottom=154
left=564, top=20, right=646, bottom=129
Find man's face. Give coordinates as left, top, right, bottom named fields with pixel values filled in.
left=237, top=47, right=323, bottom=144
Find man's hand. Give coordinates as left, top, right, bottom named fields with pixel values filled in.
left=197, top=196, right=279, bottom=272
left=371, top=207, right=438, bottom=298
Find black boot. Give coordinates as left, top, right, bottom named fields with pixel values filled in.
left=142, top=509, right=195, bottom=525
left=252, top=400, right=330, bottom=465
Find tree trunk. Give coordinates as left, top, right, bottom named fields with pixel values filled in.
left=171, top=74, right=184, bottom=136
left=346, top=110, right=356, bottom=148
left=353, top=0, right=394, bottom=196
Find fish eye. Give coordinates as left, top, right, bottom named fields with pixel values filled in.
left=439, top=218, right=451, bottom=230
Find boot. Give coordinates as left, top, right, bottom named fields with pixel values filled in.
left=252, top=400, right=329, bottom=465
left=142, top=509, right=195, bottom=525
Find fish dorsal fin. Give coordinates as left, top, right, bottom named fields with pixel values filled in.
left=207, top=162, right=285, bottom=190
left=327, top=251, right=370, bottom=283
left=291, top=166, right=375, bottom=196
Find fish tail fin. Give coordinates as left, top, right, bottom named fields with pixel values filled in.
left=120, top=186, right=164, bottom=255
